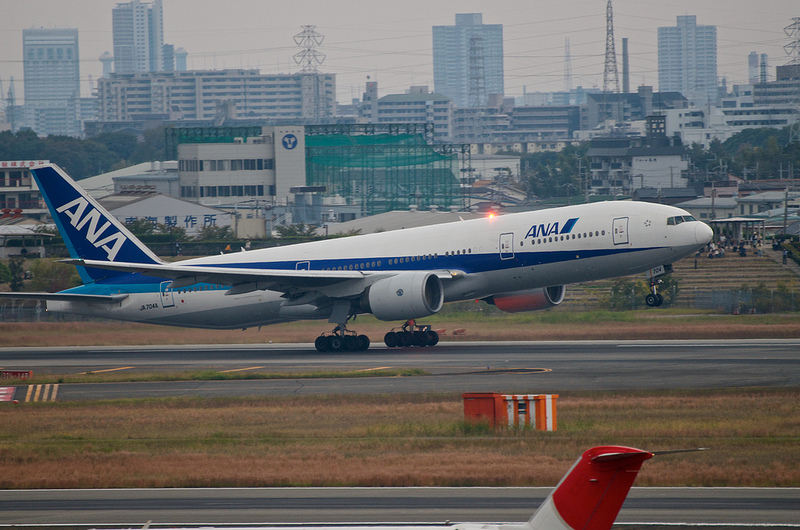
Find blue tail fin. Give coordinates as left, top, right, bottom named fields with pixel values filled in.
left=31, top=164, right=161, bottom=282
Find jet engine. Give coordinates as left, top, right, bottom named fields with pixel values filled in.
left=362, top=272, right=444, bottom=321
left=484, top=285, right=565, bottom=313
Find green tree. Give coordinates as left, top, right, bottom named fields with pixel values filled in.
left=29, top=260, right=80, bottom=292
left=0, top=261, right=12, bottom=284
left=274, top=223, right=320, bottom=239
left=93, top=132, right=139, bottom=161
left=7, top=256, right=25, bottom=292
left=194, top=225, right=235, bottom=241
left=129, top=126, right=167, bottom=163
left=519, top=144, right=589, bottom=200
left=125, top=218, right=160, bottom=236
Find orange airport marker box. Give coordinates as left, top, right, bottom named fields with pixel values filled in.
left=463, top=392, right=558, bottom=431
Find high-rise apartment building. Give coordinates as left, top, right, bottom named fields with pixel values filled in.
left=96, top=69, right=336, bottom=122
left=22, top=27, right=81, bottom=136
left=433, top=13, right=504, bottom=108
left=112, top=0, right=164, bottom=73
left=657, top=15, right=717, bottom=104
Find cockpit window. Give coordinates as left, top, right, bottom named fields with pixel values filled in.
left=667, top=215, right=697, bottom=226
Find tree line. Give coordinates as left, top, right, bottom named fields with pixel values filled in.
left=518, top=125, right=800, bottom=201
left=0, top=128, right=166, bottom=180
left=2, top=124, right=799, bottom=191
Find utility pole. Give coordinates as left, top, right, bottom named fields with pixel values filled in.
left=601, top=0, right=621, bottom=132
left=783, top=187, right=790, bottom=236
left=785, top=17, right=800, bottom=145
left=564, top=38, right=572, bottom=93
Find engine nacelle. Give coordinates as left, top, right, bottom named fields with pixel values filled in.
left=486, top=285, right=565, bottom=313
left=362, top=272, right=444, bottom=321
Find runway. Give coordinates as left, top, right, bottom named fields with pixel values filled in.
left=1, top=339, right=799, bottom=401
left=1, top=486, right=799, bottom=526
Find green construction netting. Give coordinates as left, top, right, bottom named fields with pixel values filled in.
left=305, top=133, right=463, bottom=214
left=306, top=133, right=452, bottom=168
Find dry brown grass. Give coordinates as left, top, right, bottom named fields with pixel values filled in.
left=3, top=313, right=800, bottom=347
left=0, top=390, right=798, bottom=489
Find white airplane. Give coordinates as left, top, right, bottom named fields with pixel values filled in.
left=2, top=164, right=712, bottom=351
left=98, top=445, right=659, bottom=530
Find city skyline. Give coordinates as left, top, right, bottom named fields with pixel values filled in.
left=1, top=0, right=796, bottom=106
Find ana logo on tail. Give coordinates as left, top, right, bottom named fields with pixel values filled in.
left=56, top=197, right=127, bottom=261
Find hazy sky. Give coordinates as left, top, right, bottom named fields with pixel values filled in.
left=1, top=0, right=796, bottom=104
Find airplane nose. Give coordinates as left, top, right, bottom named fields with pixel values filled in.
left=695, top=222, right=713, bottom=245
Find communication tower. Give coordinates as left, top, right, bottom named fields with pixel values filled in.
left=293, top=25, right=327, bottom=122
left=293, top=25, right=326, bottom=73
left=602, top=0, right=620, bottom=94
left=468, top=34, right=487, bottom=108
left=564, top=38, right=572, bottom=92
left=467, top=34, right=487, bottom=141
left=784, top=17, right=800, bottom=144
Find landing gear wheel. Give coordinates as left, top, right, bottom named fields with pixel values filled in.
left=399, top=331, right=414, bottom=347
left=327, top=335, right=343, bottom=351
left=413, top=330, right=429, bottom=347
left=314, top=335, right=329, bottom=352
left=343, top=335, right=359, bottom=351
left=384, top=332, right=398, bottom=348
left=426, top=330, right=439, bottom=346
left=357, top=335, right=370, bottom=351
left=645, top=293, right=658, bottom=307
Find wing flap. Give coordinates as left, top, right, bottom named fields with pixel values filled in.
left=63, top=258, right=380, bottom=292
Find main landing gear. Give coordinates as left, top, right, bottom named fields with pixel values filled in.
left=313, top=319, right=440, bottom=352
left=383, top=320, right=439, bottom=348
left=314, top=324, right=370, bottom=352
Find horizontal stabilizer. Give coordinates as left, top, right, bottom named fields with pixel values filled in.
left=0, top=292, right=129, bottom=303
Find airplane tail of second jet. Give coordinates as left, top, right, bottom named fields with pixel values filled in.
left=527, top=445, right=653, bottom=530
left=31, top=164, right=162, bottom=283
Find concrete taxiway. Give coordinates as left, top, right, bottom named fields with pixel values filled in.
left=1, top=487, right=799, bottom=526
left=1, top=339, right=798, bottom=401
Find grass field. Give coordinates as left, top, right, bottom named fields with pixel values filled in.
left=0, top=389, right=797, bottom=489
left=3, top=310, right=800, bottom=347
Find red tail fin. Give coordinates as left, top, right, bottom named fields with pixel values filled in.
left=528, top=446, right=653, bottom=530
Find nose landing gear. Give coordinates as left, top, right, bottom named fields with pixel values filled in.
left=645, top=278, right=664, bottom=307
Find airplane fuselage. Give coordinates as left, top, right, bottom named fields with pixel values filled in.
left=49, top=201, right=710, bottom=329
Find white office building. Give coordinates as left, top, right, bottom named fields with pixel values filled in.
left=433, top=13, right=504, bottom=108
left=370, top=86, right=454, bottom=142
left=177, top=126, right=306, bottom=207
left=96, top=69, right=336, bottom=122
left=658, top=15, right=718, bottom=105
left=22, top=28, right=81, bottom=137
left=112, top=0, right=164, bottom=73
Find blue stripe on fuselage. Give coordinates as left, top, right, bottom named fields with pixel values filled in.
left=81, top=245, right=664, bottom=295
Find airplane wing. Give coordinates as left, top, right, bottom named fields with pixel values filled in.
left=0, top=292, right=129, bottom=303
left=63, top=258, right=464, bottom=296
